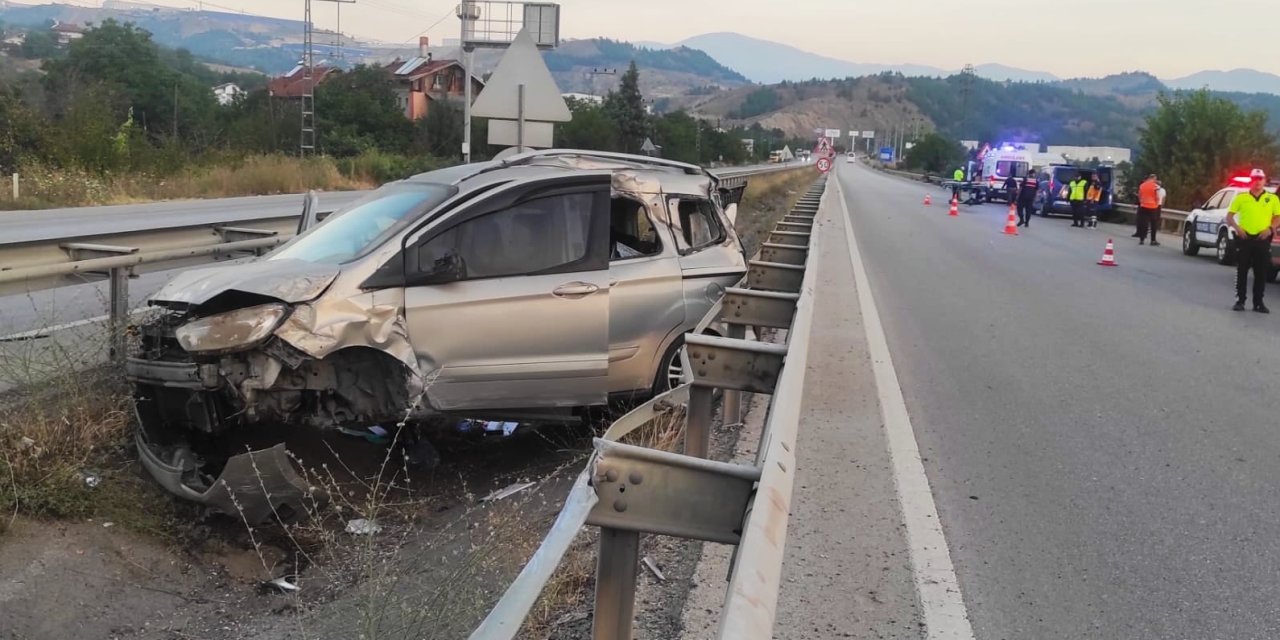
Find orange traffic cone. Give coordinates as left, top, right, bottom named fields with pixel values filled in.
left=1003, top=205, right=1019, bottom=236
left=1098, top=238, right=1118, bottom=266
left=924, top=194, right=932, bottom=206
left=948, top=197, right=959, bottom=217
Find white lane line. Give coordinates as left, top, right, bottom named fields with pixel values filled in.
left=832, top=168, right=977, bottom=639
left=0, top=308, right=146, bottom=342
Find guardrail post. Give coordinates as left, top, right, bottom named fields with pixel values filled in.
left=722, top=325, right=746, bottom=428
left=108, top=267, right=129, bottom=363
left=686, top=385, right=715, bottom=459
left=593, top=527, right=640, bottom=640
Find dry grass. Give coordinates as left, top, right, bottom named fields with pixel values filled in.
left=736, top=167, right=820, bottom=258
left=0, top=305, right=182, bottom=536
left=8, top=156, right=375, bottom=208
left=0, top=153, right=407, bottom=209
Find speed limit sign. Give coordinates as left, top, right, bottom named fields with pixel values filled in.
left=816, top=156, right=832, bottom=174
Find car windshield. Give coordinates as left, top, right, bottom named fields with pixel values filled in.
left=270, top=183, right=455, bottom=264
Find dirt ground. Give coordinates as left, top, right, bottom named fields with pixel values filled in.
left=0, top=168, right=821, bottom=640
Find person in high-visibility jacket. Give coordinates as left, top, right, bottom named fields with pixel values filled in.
left=1136, top=174, right=1161, bottom=245
left=952, top=167, right=964, bottom=201
left=1068, top=174, right=1089, bottom=228
left=1226, top=168, right=1280, bottom=313
left=1085, top=181, right=1103, bottom=228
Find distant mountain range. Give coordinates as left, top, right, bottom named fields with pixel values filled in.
left=639, top=32, right=1280, bottom=96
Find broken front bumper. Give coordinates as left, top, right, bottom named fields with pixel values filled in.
left=128, top=357, right=317, bottom=523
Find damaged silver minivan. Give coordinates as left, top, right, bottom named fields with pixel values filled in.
left=126, top=150, right=749, bottom=517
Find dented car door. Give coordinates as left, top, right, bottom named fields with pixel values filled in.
left=402, top=179, right=611, bottom=411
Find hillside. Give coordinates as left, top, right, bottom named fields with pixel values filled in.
left=686, top=73, right=1146, bottom=148
left=0, top=2, right=347, bottom=73
left=542, top=38, right=748, bottom=97
left=687, top=76, right=931, bottom=142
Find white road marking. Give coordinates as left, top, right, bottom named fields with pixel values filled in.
left=832, top=168, right=977, bottom=639
left=0, top=308, right=146, bottom=342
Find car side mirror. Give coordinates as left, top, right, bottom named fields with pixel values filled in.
left=416, top=252, right=464, bottom=285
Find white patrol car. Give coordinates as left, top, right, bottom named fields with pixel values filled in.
left=1181, top=179, right=1278, bottom=267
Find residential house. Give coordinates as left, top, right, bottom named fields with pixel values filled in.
left=268, top=65, right=339, bottom=99
left=50, top=21, right=85, bottom=45
left=383, top=37, right=484, bottom=121
left=562, top=92, right=604, bottom=105
left=212, top=82, right=245, bottom=106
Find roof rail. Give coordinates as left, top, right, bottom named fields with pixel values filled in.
left=498, top=149, right=706, bottom=176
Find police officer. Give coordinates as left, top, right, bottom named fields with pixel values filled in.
left=1226, top=168, right=1280, bottom=313
left=952, top=166, right=964, bottom=202
left=1016, top=171, right=1039, bottom=227
left=1068, top=173, right=1088, bottom=227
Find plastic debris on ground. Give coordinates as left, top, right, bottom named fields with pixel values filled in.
left=78, top=470, right=101, bottom=489
left=642, top=556, right=666, bottom=581
left=455, top=420, right=520, bottom=437
left=345, top=518, right=382, bottom=536
left=482, top=481, right=536, bottom=502
left=264, top=577, right=300, bottom=592
left=338, top=425, right=391, bottom=445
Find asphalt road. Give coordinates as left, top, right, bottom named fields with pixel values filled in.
left=0, top=191, right=371, bottom=245
left=835, top=162, right=1280, bottom=639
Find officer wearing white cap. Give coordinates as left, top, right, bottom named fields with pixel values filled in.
left=1226, top=168, right=1280, bottom=312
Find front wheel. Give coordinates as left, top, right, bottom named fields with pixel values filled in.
left=1217, top=232, right=1238, bottom=266
left=1182, top=226, right=1200, bottom=256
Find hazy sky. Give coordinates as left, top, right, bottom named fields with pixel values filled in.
left=24, top=0, right=1279, bottom=78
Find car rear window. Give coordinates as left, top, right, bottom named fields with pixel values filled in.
left=271, top=183, right=456, bottom=265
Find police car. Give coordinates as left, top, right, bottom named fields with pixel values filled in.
left=1181, top=175, right=1279, bottom=268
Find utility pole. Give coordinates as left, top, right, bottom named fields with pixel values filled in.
left=458, top=1, right=480, bottom=163
left=301, top=0, right=356, bottom=156
left=959, top=63, right=976, bottom=141
left=172, top=82, right=178, bottom=139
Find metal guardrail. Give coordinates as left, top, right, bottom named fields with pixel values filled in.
left=469, top=176, right=827, bottom=639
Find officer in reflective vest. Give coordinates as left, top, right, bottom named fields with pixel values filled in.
left=1226, top=168, right=1280, bottom=312
left=952, top=167, right=964, bottom=201
left=1016, top=172, right=1039, bottom=227
left=1068, top=174, right=1089, bottom=228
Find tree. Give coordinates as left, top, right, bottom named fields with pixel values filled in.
left=20, top=29, right=59, bottom=60
left=1135, top=90, right=1279, bottom=209
left=604, top=61, right=647, bottom=154
left=903, top=132, right=965, bottom=173
left=555, top=98, right=619, bottom=152
left=313, top=65, right=413, bottom=156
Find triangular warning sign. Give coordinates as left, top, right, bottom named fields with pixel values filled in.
left=471, top=29, right=571, bottom=123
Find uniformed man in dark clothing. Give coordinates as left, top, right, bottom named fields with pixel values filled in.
left=1002, top=175, right=1019, bottom=205
left=1016, top=172, right=1039, bottom=227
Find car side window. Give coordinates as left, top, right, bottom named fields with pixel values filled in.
left=1209, top=190, right=1232, bottom=210
left=414, top=192, right=600, bottom=281
left=610, top=197, right=662, bottom=260
left=668, top=198, right=726, bottom=252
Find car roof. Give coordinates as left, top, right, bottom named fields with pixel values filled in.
left=403, top=149, right=717, bottom=197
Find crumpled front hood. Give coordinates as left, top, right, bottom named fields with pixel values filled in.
left=150, top=259, right=340, bottom=307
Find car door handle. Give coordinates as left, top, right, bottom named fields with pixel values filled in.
left=553, top=282, right=600, bottom=298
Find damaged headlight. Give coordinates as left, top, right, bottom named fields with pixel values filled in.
left=175, top=303, right=290, bottom=355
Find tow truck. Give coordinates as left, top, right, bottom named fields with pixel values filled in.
left=1182, top=174, right=1280, bottom=279
left=940, top=144, right=1034, bottom=204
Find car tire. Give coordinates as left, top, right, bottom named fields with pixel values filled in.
left=1182, top=226, right=1200, bottom=256
left=1217, top=231, right=1237, bottom=266
left=652, top=336, right=687, bottom=396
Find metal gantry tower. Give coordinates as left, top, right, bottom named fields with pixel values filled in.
left=301, top=0, right=356, bottom=156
